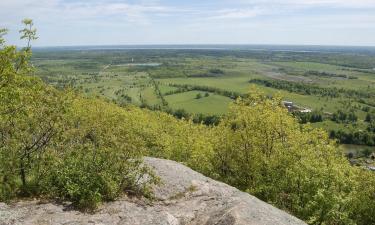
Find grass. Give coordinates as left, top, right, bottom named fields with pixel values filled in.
left=31, top=49, right=375, bottom=146
left=141, top=87, right=161, bottom=105
left=165, top=91, right=232, bottom=114
left=158, top=84, right=179, bottom=95
left=311, top=120, right=368, bottom=132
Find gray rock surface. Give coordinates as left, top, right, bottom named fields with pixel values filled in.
left=0, top=157, right=306, bottom=225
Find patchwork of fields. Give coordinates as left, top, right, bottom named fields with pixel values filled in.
left=31, top=48, right=375, bottom=160
left=33, top=50, right=375, bottom=116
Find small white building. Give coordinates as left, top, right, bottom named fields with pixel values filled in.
left=300, top=108, right=312, bottom=113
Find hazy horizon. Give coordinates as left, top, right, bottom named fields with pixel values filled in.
left=1, top=0, right=375, bottom=47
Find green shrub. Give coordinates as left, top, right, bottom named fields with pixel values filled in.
left=0, top=21, right=158, bottom=209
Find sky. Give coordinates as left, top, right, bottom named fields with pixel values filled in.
left=1, top=0, right=375, bottom=47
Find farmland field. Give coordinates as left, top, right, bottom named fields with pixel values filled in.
left=31, top=46, right=375, bottom=164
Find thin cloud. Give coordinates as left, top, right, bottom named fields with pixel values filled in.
left=207, top=8, right=266, bottom=20
left=1, top=0, right=374, bottom=46
left=0, top=0, right=179, bottom=25
left=236, top=0, right=375, bottom=8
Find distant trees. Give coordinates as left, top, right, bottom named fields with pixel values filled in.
left=362, top=106, right=371, bottom=112
left=209, top=68, right=224, bottom=74
left=368, top=121, right=375, bottom=132
left=249, top=78, right=374, bottom=99
left=165, top=83, right=241, bottom=99
left=165, top=108, right=221, bottom=126
left=293, top=111, right=323, bottom=124
left=365, top=113, right=373, bottom=122
left=304, top=70, right=358, bottom=79
left=329, top=130, right=375, bottom=146
left=149, top=79, right=168, bottom=107
left=195, top=92, right=209, bottom=99
left=331, top=109, right=358, bottom=123
left=192, top=113, right=220, bottom=126
left=188, top=68, right=225, bottom=78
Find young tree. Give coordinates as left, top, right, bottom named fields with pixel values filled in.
left=0, top=20, right=69, bottom=191
left=19, top=19, right=38, bottom=49
left=0, top=28, right=7, bottom=46
left=16, top=19, right=38, bottom=73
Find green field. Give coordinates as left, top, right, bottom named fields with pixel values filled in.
left=165, top=91, right=232, bottom=114
left=31, top=48, right=375, bottom=153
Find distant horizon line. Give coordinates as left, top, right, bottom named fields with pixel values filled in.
left=30, top=44, right=375, bottom=55
left=33, top=44, right=375, bottom=48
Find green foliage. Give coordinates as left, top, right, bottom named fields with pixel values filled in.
left=206, top=89, right=374, bottom=225
left=0, top=21, right=158, bottom=210
left=19, top=19, right=38, bottom=48
left=365, top=113, right=373, bottom=122
left=304, top=70, right=357, bottom=79
left=293, top=111, right=323, bottom=124
left=38, top=98, right=159, bottom=210
left=249, top=78, right=374, bottom=99
left=134, top=87, right=375, bottom=225
left=0, top=28, right=7, bottom=46
left=329, top=129, right=375, bottom=146
left=332, top=109, right=358, bottom=123
left=1, top=21, right=374, bottom=224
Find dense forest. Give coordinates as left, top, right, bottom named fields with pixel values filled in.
left=1, top=21, right=375, bottom=225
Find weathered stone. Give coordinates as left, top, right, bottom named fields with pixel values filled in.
left=0, top=157, right=306, bottom=225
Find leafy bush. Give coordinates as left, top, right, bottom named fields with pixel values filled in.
left=207, top=90, right=374, bottom=225
left=0, top=21, right=158, bottom=210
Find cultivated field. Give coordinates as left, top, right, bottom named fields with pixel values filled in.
left=31, top=47, right=375, bottom=164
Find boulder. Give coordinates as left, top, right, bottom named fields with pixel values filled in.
left=0, top=157, right=306, bottom=225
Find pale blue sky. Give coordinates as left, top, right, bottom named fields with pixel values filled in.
left=1, top=0, right=375, bottom=46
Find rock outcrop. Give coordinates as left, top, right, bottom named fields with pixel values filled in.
left=0, top=157, right=306, bottom=225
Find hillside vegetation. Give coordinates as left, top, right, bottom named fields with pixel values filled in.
left=31, top=43, right=375, bottom=154
left=1, top=21, right=374, bottom=225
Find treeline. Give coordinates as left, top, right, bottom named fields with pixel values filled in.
left=294, top=107, right=375, bottom=146
left=294, top=109, right=357, bottom=124
left=139, top=103, right=221, bottom=126
left=249, top=78, right=374, bottom=99
left=331, top=111, right=375, bottom=146
left=165, top=83, right=241, bottom=99
left=330, top=130, right=375, bottom=146
left=293, top=111, right=324, bottom=123
left=304, top=70, right=358, bottom=79
left=331, top=109, right=358, bottom=123
left=187, top=68, right=225, bottom=78
left=150, top=78, right=168, bottom=106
